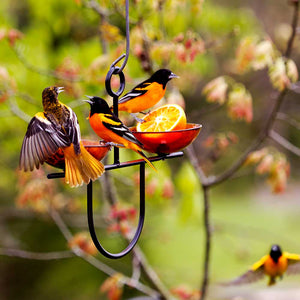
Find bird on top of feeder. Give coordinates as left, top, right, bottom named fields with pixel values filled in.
left=111, top=69, right=179, bottom=114
left=19, top=86, right=105, bottom=187
left=85, top=96, right=156, bottom=171
left=222, top=244, right=300, bottom=286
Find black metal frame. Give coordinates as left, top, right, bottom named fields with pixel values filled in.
left=47, top=0, right=183, bottom=258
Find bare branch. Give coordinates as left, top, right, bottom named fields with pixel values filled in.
left=82, top=0, right=109, bottom=18
left=285, top=0, right=299, bottom=58
left=185, top=145, right=208, bottom=185
left=277, top=112, right=300, bottom=130
left=49, top=209, right=160, bottom=298
left=132, top=246, right=173, bottom=299
left=12, top=45, right=83, bottom=82
left=0, top=248, right=74, bottom=260
left=269, top=130, right=300, bottom=156
left=8, top=97, right=32, bottom=123
left=200, top=186, right=210, bottom=300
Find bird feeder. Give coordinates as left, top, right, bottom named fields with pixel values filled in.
left=47, top=0, right=201, bottom=259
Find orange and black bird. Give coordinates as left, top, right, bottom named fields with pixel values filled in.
left=112, top=69, right=179, bottom=114
left=85, top=96, right=156, bottom=171
left=19, top=86, right=105, bottom=187
left=223, top=245, right=300, bottom=286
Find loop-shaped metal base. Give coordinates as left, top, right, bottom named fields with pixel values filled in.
left=47, top=152, right=183, bottom=259
left=87, top=162, right=145, bottom=259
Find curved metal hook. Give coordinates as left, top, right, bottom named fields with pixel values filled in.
left=87, top=162, right=145, bottom=259
left=105, top=66, right=126, bottom=98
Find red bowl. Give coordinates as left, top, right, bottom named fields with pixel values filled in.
left=130, top=123, right=202, bottom=154
left=45, top=140, right=111, bottom=169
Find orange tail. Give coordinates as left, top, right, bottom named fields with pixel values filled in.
left=136, top=150, right=157, bottom=172
left=63, top=143, right=105, bottom=187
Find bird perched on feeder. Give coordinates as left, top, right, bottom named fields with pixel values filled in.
left=19, top=86, right=105, bottom=187
left=85, top=96, right=156, bottom=171
left=111, top=69, right=179, bottom=114
left=222, top=244, right=300, bottom=286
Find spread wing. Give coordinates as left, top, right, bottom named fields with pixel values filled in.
left=220, top=255, right=267, bottom=286
left=102, top=113, right=143, bottom=147
left=19, top=112, right=70, bottom=171
left=118, top=81, right=151, bottom=104
left=62, top=105, right=81, bottom=154
left=285, top=252, right=300, bottom=275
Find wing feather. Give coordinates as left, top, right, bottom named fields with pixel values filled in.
left=222, top=269, right=265, bottom=286
left=118, top=82, right=150, bottom=103
left=220, top=256, right=267, bottom=286
left=19, top=113, right=71, bottom=171
left=102, top=114, right=143, bottom=147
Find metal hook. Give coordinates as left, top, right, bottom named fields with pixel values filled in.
left=87, top=162, right=145, bottom=259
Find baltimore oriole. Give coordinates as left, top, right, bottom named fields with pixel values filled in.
left=112, top=69, right=179, bottom=113
left=223, top=244, right=300, bottom=286
left=85, top=96, right=156, bottom=171
left=19, top=86, right=105, bottom=187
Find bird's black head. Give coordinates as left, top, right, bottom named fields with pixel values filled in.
left=270, top=244, right=282, bottom=263
left=149, top=69, right=179, bottom=88
left=85, top=96, right=112, bottom=116
left=42, top=86, right=64, bottom=109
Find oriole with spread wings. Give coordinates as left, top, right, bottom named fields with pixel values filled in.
left=223, top=245, right=300, bottom=286
left=19, top=86, right=105, bottom=187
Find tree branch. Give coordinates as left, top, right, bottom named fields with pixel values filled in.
left=200, top=186, right=211, bottom=300
left=193, top=2, right=300, bottom=300
left=0, top=248, right=74, bottom=260
left=12, top=45, right=83, bottom=82
left=49, top=208, right=160, bottom=298
left=269, top=130, right=300, bottom=156
left=277, top=112, right=300, bottom=130
left=185, top=145, right=208, bottom=185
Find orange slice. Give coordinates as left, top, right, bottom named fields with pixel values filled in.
left=136, top=104, right=187, bottom=132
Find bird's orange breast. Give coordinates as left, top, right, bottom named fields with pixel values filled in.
left=264, top=255, right=288, bottom=277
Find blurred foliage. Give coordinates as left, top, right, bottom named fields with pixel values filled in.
left=1, top=0, right=300, bottom=299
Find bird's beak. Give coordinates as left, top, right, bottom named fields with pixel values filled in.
left=57, top=87, right=64, bottom=94
left=83, top=96, right=94, bottom=105
left=169, top=72, right=179, bottom=79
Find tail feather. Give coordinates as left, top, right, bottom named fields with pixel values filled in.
left=63, top=144, right=105, bottom=187
left=137, top=150, right=157, bottom=172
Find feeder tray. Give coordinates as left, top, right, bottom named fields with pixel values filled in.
left=130, top=123, right=202, bottom=154
left=45, top=140, right=111, bottom=169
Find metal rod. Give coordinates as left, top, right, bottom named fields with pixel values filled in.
left=86, top=162, right=145, bottom=259
left=115, top=0, right=130, bottom=74
left=47, top=152, right=184, bottom=179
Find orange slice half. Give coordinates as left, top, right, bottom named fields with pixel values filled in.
left=136, top=104, right=187, bottom=132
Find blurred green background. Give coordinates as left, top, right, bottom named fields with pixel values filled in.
left=0, top=0, right=300, bottom=299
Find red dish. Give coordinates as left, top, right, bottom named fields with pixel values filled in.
left=45, top=140, right=111, bottom=169
left=130, top=123, right=202, bottom=154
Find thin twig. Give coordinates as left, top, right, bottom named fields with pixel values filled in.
left=204, top=89, right=288, bottom=188
left=277, top=112, right=300, bottom=130
left=8, top=97, right=32, bottom=123
left=49, top=208, right=160, bottom=298
left=132, top=246, right=173, bottom=300
left=269, top=130, right=300, bottom=156
left=0, top=248, right=74, bottom=260
left=185, top=145, right=208, bottom=185
left=200, top=186, right=210, bottom=300
left=12, top=45, right=83, bottom=82
left=285, top=0, right=299, bottom=58
left=82, top=0, right=109, bottom=53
